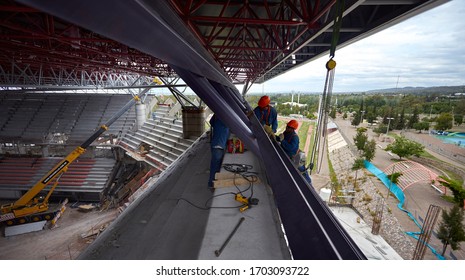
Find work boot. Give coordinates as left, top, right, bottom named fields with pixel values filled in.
left=208, top=182, right=214, bottom=192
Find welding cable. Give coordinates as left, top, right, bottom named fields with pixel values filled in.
left=224, top=163, right=259, bottom=203
left=177, top=191, right=243, bottom=210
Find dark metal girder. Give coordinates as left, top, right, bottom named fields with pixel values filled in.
left=188, top=15, right=309, bottom=26
left=166, top=0, right=339, bottom=85
left=210, top=45, right=281, bottom=51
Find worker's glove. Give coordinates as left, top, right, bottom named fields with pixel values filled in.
left=263, top=125, right=277, bottom=141
left=276, top=133, right=284, bottom=142
left=263, top=125, right=273, bottom=136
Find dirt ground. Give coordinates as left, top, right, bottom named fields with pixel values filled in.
left=0, top=205, right=118, bottom=260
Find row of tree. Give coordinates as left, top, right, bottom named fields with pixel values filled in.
left=245, top=92, right=463, bottom=131
left=343, top=98, right=461, bottom=132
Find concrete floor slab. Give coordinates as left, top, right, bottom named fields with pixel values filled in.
left=198, top=150, right=290, bottom=260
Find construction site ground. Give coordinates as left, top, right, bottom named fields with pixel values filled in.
left=0, top=204, right=118, bottom=260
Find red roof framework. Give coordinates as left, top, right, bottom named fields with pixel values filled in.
left=0, top=0, right=448, bottom=89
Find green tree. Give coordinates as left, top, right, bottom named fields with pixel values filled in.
left=329, top=107, right=336, bottom=119
left=385, top=136, right=424, bottom=160
left=366, top=111, right=376, bottom=125
left=395, top=108, right=406, bottom=130
left=407, top=106, right=420, bottom=129
left=435, top=113, right=453, bottom=131
left=359, top=99, right=364, bottom=123
left=437, top=206, right=465, bottom=257
left=373, top=124, right=388, bottom=135
left=352, top=158, right=365, bottom=190
left=363, top=139, right=377, bottom=162
left=382, top=108, right=393, bottom=125
left=342, top=112, right=348, bottom=120
left=439, top=176, right=465, bottom=207
left=353, top=127, right=368, bottom=152
left=388, top=172, right=402, bottom=184
left=454, top=114, right=463, bottom=126
left=413, top=121, right=430, bottom=133
left=351, top=112, right=361, bottom=126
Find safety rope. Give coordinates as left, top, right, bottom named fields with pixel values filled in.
left=329, top=0, right=345, bottom=59
left=309, top=0, right=344, bottom=174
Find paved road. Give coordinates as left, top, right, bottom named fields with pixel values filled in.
left=404, top=131, right=465, bottom=171
left=333, top=116, right=464, bottom=260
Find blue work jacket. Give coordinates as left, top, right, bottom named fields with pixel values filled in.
left=253, top=106, right=278, bottom=133
left=209, top=114, right=230, bottom=149
left=281, top=131, right=299, bottom=158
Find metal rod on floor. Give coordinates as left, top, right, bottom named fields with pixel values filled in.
left=215, top=217, right=245, bottom=257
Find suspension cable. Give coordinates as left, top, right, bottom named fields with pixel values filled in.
left=309, top=0, right=344, bottom=174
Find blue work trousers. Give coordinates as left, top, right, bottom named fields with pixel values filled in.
left=209, top=147, right=225, bottom=186
left=298, top=165, right=312, bottom=185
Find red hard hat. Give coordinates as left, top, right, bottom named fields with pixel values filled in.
left=287, top=120, right=298, bottom=130
left=258, top=95, right=270, bottom=108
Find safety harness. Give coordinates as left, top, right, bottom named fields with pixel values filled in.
left=260, top=106, right=271, bottom=126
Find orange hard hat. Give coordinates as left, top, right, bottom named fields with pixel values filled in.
left=258, top=95, right=270, bottom=108
left=287, top=119, right=298, bottom=130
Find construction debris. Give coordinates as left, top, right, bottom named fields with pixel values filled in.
left=80, top=223, right=110, bottom=239
left=78, top=204, right=96, bottom=212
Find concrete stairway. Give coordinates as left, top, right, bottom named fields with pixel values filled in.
left=0, top=157, right=116, bottom=201
left=0, top=93, right=138, bottom=145
left=118, top=104, right=196, bottom=171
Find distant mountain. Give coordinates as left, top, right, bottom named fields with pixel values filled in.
left=250, top=85, right=465, bottom=95
left=366, top=85, right=465, bottom=95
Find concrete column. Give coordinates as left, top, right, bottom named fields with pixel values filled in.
left=18, top=144, right=26, bottom=155
left=135, top=102, right=146, bottom=130
left=182, top=107, right=205, bottom=139
left=42, top=145, right=49, bottom=157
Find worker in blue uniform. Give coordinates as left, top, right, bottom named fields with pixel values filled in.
left=208, top=114, right=230, bottom=190
left=278, top=119, right=299, bottom=158
left=277, top=119, right=311, bottom=184
left=253, top=95, right=278, bottom=134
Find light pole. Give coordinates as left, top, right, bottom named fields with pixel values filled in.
left=387, top=165, right=395, bottom=199
left=386, top=117, right=394, bottom=135
left=360, top=110, right=365, bottom=126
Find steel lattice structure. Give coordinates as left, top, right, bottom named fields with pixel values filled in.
left=0, top=0, right=448, bottom=90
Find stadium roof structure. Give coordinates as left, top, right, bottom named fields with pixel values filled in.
left=0, top=0, right=448, bottom=90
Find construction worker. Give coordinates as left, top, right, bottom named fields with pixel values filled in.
left=254, top=95, right=278, bottom=134
left=208, top=114, right=230, bottom=190
left=277, top=119, right=299, bottom=158
left=278, top=119, right=312, bottom=184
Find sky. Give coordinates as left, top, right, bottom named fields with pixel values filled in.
left=242, top=0, right=465, bottom=94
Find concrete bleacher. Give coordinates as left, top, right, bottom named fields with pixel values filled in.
left=0, top=93, right=138, bottom=144
left=0, top=93, right=159, bottom=203
left=0, top=156, right=116, bottom=201
left=119, top=104, right=196, bottom=170
left=0, top=95, right=194, bottom=203
left=327, top=130, right=348, bottom=153
left=383, top=160, right=440, bottom=191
